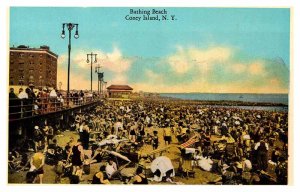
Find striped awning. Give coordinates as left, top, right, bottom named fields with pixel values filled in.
left=180, top=137, right=197, bottom=148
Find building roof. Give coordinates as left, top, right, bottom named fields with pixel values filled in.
left=107, top=85, right=133, bottom=91
left=10, top=45, right=58, bottom=58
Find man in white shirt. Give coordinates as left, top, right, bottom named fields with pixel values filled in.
left=105, top=159, right=118, bottom=179
left=254, top=140, right=269, bottom=151
left=18, top=88, right=28, bottom=99
left=114, top=121, right=123, bottom=136
left=242, top=157, right=252, bottom=172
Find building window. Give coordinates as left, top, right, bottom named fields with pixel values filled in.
left=19, top=53, right=25, bottom=58
left=10, top=52, right=14, bottom=56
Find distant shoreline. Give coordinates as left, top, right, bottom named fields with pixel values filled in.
left=136, top=95, right=288, bottom=107
left=154, top=92, right=288, bottom=106
left=158, top=92, right=288, bottom=95
left=162, top=97, right=287, bottom=106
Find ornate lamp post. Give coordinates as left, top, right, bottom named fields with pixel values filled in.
left=86, top=53, right=97, bottom=93
left=58, top=81, right=62, bottom=91
left=95, top=65, right=101, bottom=95
left=61, top=23, right=79, bottom=106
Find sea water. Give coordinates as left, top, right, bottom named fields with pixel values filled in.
left=159, top=93, right=289, bottom=112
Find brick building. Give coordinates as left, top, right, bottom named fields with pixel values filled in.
left=107, top=85, right=133, bottom=98
left=9, top=45, right=58, bottom=88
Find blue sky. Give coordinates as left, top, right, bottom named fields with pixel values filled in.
left=10, top=7, right=290, bottom=93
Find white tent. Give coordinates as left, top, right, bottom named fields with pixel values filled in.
left=150, top=156, right=175, bottom=182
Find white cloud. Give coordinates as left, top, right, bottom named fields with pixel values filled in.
left=57, top=46, right=133, bottom=90
left=145, top=69, right=164, bottom=82
left=102, top=47, right=132, bottom=73
left=57, top=44, right=288, bottom=93
left=229, top=63, right=247, bottom=74
left=249, top=61, right=265, bottom=75
left=167, top=46, right=232, bottom=74
left=134, top=45, right=288, bottom=93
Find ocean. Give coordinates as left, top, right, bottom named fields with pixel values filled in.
left=159, top=93, right=289, bottom=112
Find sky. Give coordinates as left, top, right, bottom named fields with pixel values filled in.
left=9, top=7, right=290, bottom=93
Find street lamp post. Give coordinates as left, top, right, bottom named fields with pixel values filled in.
left=95, top=65, right=104, bottom=96
left=61, top=23, right=79, bottom=106
left=95, top=65, right=101, bottom=95
left=86, top=53, right=97, bottom=93
left=59, top=81, right=62, bottom=91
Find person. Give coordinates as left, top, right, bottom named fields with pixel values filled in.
left=129, top=123, right=137, bottom=142
left=250, top=170, right=261, bottom=185
left=105, top=158, right=118, bottom=179
left=132, top=166, right=148, bottom=184
left=78, top=121, right=85, bottom=142
left=254, top=138, right=269, bottom=171
left=9, top=88, right=20, bottom=119
left=242, top=156, right=252, bottom=172
left=114, top=120, right=123, bottom=136
left=90, top=146, right=104, bottom=164
left=18, top=88, right=29, bottom=117
left=152, top=131, right=159, bottom=150
left=221, top=123, right=228, bottom=137
left=38, top=87, right=48, bottom=114
left=275, top=156, right=288, bottom=184
left=91, top=165, right=110, bottom=184
left=18, top=88, right=28, bottom=99
left=49, top=88, right=58, bottom=112
left=79, top=90, right=84, bottom=105
left=25, top=87, right=35, bottom=117
left=137, top=123, right=145, bottom=143
left=43, top=123, right=50, bottom=145
left=225, top=135, right=237, bottom=161
left=271, top=147, right=281, bottom=165
left=29, top=151, right=45, bottom=184
left=69, top=169, right=81, bottom=184
left=68, top=139, right=84, bottom=180
left=163, top=126, right=172, bottom=145
left=33, top=126, right=44, bottom=152
left=81, top=121, right=90, bottom=150
left=26, top=170, right=38, bottom=183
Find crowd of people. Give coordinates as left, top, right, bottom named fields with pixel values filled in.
left=9, top=87, right=99, bottom=120
left=9, top=98, right=289, bottom=185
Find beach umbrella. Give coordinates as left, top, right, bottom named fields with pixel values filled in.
left=105, top=150, right=131, bottom=162
left=97, top=135, right=128, bottom=146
